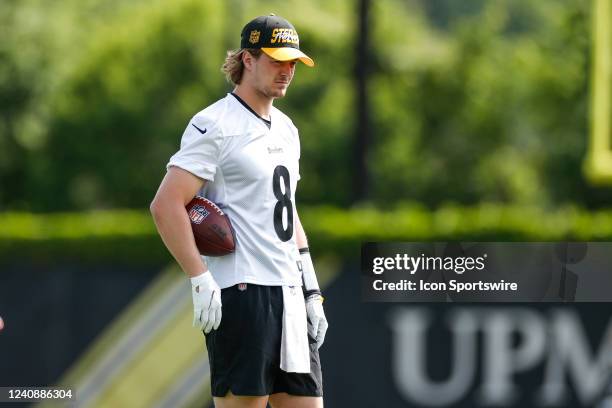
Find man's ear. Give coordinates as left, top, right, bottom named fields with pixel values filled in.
left=242, top=51, right=254, bottom=71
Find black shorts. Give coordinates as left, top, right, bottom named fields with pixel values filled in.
left=204, top=284, right=323, bottom=397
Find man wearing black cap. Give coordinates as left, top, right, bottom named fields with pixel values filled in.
left=151, top=14, right=326, bottom=408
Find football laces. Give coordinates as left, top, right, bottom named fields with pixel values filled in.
left=197, top=196, right=225, bottom=216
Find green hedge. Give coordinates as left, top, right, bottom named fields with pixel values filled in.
left=2, top=204, right=612, bottom=264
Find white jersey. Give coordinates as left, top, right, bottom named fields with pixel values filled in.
left=167, top=93, right=303, bottom=289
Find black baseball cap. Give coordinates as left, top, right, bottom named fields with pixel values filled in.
left=240, top=14, right=314, bottom=67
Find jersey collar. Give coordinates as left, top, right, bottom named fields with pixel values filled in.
left=230, top=93, right=272, bottom=129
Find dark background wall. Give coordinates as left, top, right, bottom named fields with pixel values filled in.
left=0, top=263, right=158, bottom=387
left=2, top=262, right=610, bottom=408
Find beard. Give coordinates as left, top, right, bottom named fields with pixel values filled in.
left=254, top=73, right=291, bottom=99
left=266, top=88, right=287, bottom=98
left=259, top=82, right=289, bottom=99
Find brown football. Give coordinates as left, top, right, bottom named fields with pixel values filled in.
left=185, top=196, right=235, bottom=256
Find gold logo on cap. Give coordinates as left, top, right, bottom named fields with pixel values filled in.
left=249, top=30, right=260, bottom=44
left=270, top=28, right=299, bottom=45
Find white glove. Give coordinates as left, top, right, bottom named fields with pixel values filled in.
left=306, top=295, right=328, bottom=349
left=190, top=272, right=222, bottom=334
left=300, top=248, right=328, bottom=348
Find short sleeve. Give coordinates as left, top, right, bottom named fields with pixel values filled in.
left=166, top=115, right=223, bottom=181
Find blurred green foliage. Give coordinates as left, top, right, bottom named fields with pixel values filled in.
left=3, top=205, right=612, bottom=264
left=370, top=0, right=594, bottom=207
left=1, top=0, right=609, bottom=212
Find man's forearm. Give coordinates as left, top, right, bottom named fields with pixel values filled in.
left=151, top=199, right=207, bottom=278
left=294, top=210, right=322, bottom=297
left=295, top=210, right=309, bottom=249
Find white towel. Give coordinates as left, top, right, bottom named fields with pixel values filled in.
left=280, top=285, right=310, bottom=373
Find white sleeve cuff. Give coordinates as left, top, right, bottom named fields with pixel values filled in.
left=166, top=161, right=216, bottom=182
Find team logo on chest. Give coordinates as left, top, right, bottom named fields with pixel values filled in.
left=188, top=205, right=210, bottom=224
left=267, top=145, right=284, bottom=154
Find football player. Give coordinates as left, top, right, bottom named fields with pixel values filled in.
left=150, top=14, right=327, bottom=408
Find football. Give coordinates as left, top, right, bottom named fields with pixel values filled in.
left=186, top=196, right=235, bottom=256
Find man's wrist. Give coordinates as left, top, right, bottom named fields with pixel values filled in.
left=190, top=271, right=211, bottom=290
left=299, top=248, right=320, bottom=292
left=305, top=291, right=324, bottom=303
left=304, top=289, right=322, bottom=299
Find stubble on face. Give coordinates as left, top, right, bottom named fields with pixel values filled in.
left=253, top=56, right=295, bottom=99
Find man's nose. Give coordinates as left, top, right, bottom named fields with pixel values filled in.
left=280, top=62, right=294, bottom=73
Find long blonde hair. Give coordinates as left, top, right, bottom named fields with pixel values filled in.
left=221, top=48, right=262, bottom=85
